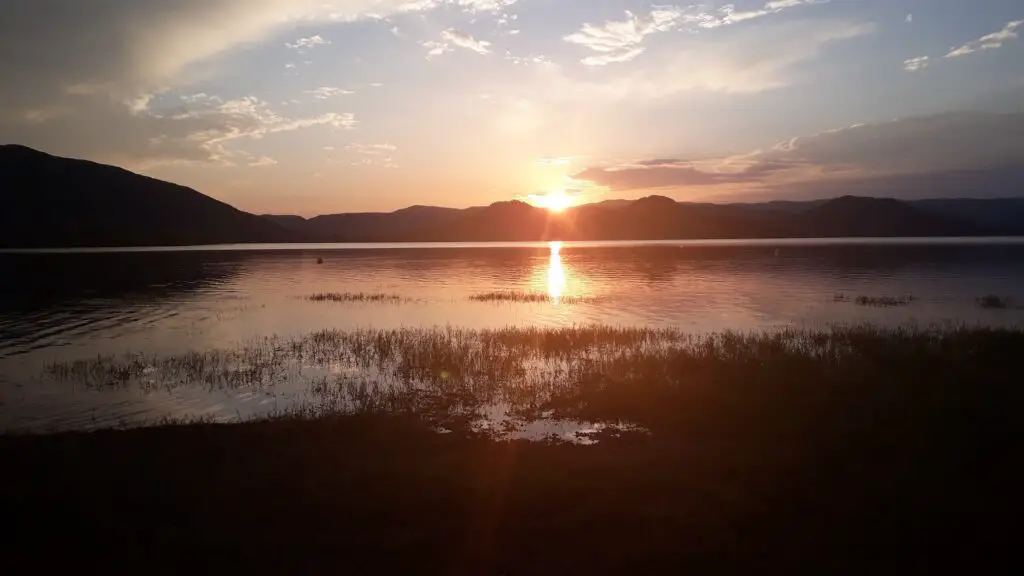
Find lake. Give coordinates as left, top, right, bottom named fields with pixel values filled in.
left=2, top=238, right=1024, bottom=433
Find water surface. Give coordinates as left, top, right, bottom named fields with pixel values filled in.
left=2, top=239, right=1023, bottom=432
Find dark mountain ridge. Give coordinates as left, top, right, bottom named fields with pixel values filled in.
left=3, top=145, right=1022, bottom=248
left=1, top=145, right=299, bottom=248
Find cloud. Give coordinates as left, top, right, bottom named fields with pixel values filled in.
left=305, top=87, right=355, bottom=100
left=946, top=19, right=1023, bottom=58
left=249, top=156, right=279, bottom=167
left=574, top=163, right=748, bottom=190
left=345, top=143, right=398, bottom=154
left=454, top=0, right=518, bottom=12
left=571, top=111, right=1024, bottom=200
left=0, top=0, right=433, bottom=166
left=443, top=29, right=491, bottom=54
left=563, top=1, right=838, bottom=67
left=536, top=156, right=578, bottom=165
left=563, top=7, right=688, bottom=66
left=545, top=19, right=876, bottom=99
left=505, top=52, right=554, bottom=66
left=905, top=14, right=913, bottom=23
left=286, top=34, right=330, bottom=52
left=899, top=19, right=1020, bottom=73
left=719, top=0, right=826, bottom=26
left=422, top=29, right=491, bottom=57
left=3, top=92, right=358, bottom=168
left=903, top=56, right=929, bottom=72
left=422, top=41, right=453, bottom=58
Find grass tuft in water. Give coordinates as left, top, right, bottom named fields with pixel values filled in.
left=469, top=291, right=600, bottom=304
left=977, top=295, right=1017, bottom=310
left=853, top=295, right=914, bottom=307
left=306, top=292, right=406, bottom=304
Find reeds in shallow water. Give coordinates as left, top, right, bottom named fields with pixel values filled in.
left=468, top=291, right=600, bottom=304
left=853, top=295, right=914, bottom=307
left=42, top=324, right=1024, bottom=436
left=976, top=295, right=1020, bottom=310
left=305, top=292, right=407, bottom=303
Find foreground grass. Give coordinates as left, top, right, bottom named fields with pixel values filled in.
left=8, top=325, right=1020, bottom=572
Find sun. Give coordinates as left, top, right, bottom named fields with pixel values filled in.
left=530, top=190, right=574, bottom=213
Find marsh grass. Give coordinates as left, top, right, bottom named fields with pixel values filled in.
left=469, top=291, right=601, bottom=304
left=42, top=324, right=1024, bottom=436
left=305, top=292, right=408, bottom=304
left=977, top=295, right=1021, bottom=310
left=833, top=293, right=914, bottom=306
left=854, top=295, right=914, bottom=307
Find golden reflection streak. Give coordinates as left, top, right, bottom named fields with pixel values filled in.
left=547, top=241, right=566, bottom=303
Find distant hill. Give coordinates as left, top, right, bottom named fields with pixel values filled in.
left=2, top=145, right=1023, bottom=248
left=278, top=195, right=997, bottom=242
left=792, top=196, right=979, bottom=237
left=0, top=145, right=300, bottom=248
left=914, top=198, right=1024, bottom=236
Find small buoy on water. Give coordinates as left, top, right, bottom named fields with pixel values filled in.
left=316, top=257, right=324, bottom=265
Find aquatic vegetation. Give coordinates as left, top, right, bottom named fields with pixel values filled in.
left=43, top=325, right=1024, bottom=437
left=305, top=292, right=407, bottom=303
left=468, top=291, right=600, bottom=304
left=977, top=295, right=1016, bottom=310
left=854, top=295, right=914, bottom=307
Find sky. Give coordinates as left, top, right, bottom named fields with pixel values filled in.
left=1, top=0, right=1023, bottom=216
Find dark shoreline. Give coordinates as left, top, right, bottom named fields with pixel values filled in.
left=1, top=411, right=1013, bottom=574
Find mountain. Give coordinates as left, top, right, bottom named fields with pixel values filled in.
left=269, top=195, right=998, bottom=242
left=3, top=145, right=1024, bottom=248
left=792, top=196, right=979, bottom=237
left=0, top=145, right=301, bottom=248
left=914, top=198, right=1024, bottom=235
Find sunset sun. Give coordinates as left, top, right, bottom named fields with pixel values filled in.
left=530, top=190, right=574, bottom=213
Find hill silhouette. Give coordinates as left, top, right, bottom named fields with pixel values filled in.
left=0, top=145, right=299, bottom=248
left=2, top=146, right=1022, bottom=248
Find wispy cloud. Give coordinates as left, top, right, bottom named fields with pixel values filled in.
left=442, top=29, right=492, bottom=54
left=719, top=0, right=825, bottom=25
left=119, top=94, right=359, bottom=166
left=505, top=52, right=554, bottom=66
left=902, top=19, right=1021, bottom=72
left=548, top=19, right=876, bottom=99
left=423, top=29, right=491, bottom=57
left=249, top=156, right=278, bottom=167
left=563, top=7, right=688, bottom=66
left=455, top=0, right=518, bottom=13
left=422, top=41, right=452, bottom=58
left=903, top=56, right=929, bottom=72
left=536, top=156, right=577, bottom=165
left=946, top=19, right=1023, bottom=58
left=345, top=143, right=398, bottom=154
left=286, top=34, right=330, bottom=52
left=305, top=87, right=355, bottom=100
left=564, top=1, right=829, bottom=66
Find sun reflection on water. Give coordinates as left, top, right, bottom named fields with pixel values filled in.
left=548, top=241, right=566, bottom=302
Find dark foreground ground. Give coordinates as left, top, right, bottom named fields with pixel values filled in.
left=1, top=326, right=1019, bottom=574
left=1, top=415, right=1015, bottom=574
